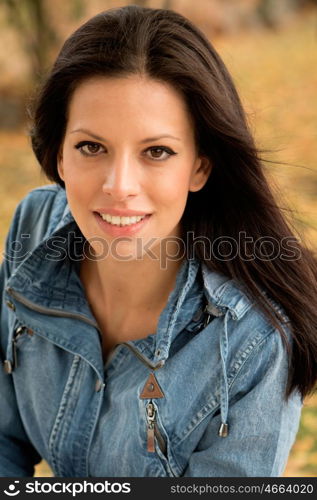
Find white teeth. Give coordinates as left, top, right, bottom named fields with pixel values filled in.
left=99, top=213, right=146, bottom=226
left=112, top=216, right=120, bottom=225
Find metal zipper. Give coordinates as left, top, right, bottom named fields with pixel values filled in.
left=191, top=302, right=219, bottom=331
left=122, top=342, right=165, bottom=371
left=203, top=302, right=225, bottom=327
left=12, top=326, right=28, bottom=369
left=6, top=287, right=99, bottom=330
left=5, top=287, right=103, bottom=376
left=146, top=401, right=167, bottom=456
left=203, top=304, right=212, bottom=328
left=7, top=287, right=172, bottom=462
left=6, top=287, right=163, bottom=374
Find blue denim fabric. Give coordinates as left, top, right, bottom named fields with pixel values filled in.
left=0, top=185, right=302, bottom=477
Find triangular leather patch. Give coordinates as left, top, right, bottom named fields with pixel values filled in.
left=139, top=372, right=165, bottom=399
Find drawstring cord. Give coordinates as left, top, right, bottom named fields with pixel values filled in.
left=218, top=308, right=230, bottom=437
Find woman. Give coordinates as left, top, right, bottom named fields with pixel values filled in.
left=0, top=5, right=316, bottom=477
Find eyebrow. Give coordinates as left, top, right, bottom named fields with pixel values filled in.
left=70, top=128, right=181, bottom=143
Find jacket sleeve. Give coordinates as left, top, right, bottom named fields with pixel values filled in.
left=182, top=326, right=303, bottom=477
left=0, top=208, right=42, bottom=477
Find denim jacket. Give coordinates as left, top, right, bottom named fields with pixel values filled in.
left=0, top=185, right=302, bottom=477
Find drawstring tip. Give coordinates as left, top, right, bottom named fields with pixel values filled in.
left=218, top=422, right=229, bottom=437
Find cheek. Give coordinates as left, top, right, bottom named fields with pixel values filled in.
left=62, top=171, right=95, bottom=219
left=155, top=169, right=192, bottom=207
left=61, top=157, right=99, bottom=202
left=61, top=146, right=88, bottom=181
left=63, top=170, right=85, bottom=197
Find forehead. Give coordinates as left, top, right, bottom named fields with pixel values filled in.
left=66, top=75, right=195, bottom=136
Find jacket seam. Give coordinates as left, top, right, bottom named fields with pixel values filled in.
left=48, top=354, right=81, bottom=476
left=172, top=323, right=278, bottom=447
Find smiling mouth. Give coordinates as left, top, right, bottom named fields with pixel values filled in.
left=96, top=212, right=149, bottom=227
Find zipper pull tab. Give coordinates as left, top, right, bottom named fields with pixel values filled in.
left=12, top=326, right=25, bottom=370
left=146, top=402, right=156, bottom=453
left=203, top=303, right=224, bottom=327
left=12, top=338, right=18, bottom=370
left=203, top=305, right=212, bottom=327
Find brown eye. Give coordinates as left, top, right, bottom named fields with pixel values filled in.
left=75, top=141, right=105, bottom=156
left=146, top=146, right=176, bottom=161
left=150, top=148, right=165, bottom=159
left=85, top=143, right=101, bottom=154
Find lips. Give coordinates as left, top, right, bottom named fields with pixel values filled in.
left=94, top=207, right=150, bottom=216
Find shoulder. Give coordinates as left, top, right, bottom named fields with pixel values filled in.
left=201, top=262, right=293, bottom=384
left=11, top=184, right=67, bottom=232
left=5, top=184, right=69, bottom=243
left=201, top=261, right=291, bottom=332
left=226, top=302, right=292, bottom=394
left=3, top=185, right=70, bottom=274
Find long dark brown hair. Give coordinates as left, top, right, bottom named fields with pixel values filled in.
left=30, top=5, right=317, bottom=399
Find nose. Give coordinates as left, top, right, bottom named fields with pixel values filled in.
left=102, top=154, right=140, bottom=201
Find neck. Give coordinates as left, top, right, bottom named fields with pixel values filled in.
left=80, top=241, right=184, bottom=315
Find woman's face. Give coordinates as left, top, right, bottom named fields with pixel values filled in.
left=58, top=75, right=211, bottom=261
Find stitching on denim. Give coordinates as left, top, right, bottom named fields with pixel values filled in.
left=173, top=324, right=277, bottom=446
left=214, top=281, right=252, bottom=319
left=83, top=376, right=106, bottom=476
left=48, top=354, right=81, bottom=476
left=156, top=260, right=199, bottom=358
left=153, top=402, right=182, bottom=477
left=11, top=311, right=103, bottom=380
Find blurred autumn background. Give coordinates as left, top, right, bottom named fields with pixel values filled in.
left=0, top=0, right=316, bottom=477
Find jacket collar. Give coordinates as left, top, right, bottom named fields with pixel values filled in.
left=201, top=263, right=254, bottom=321
left=5, top=209, right=253, bottom=374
